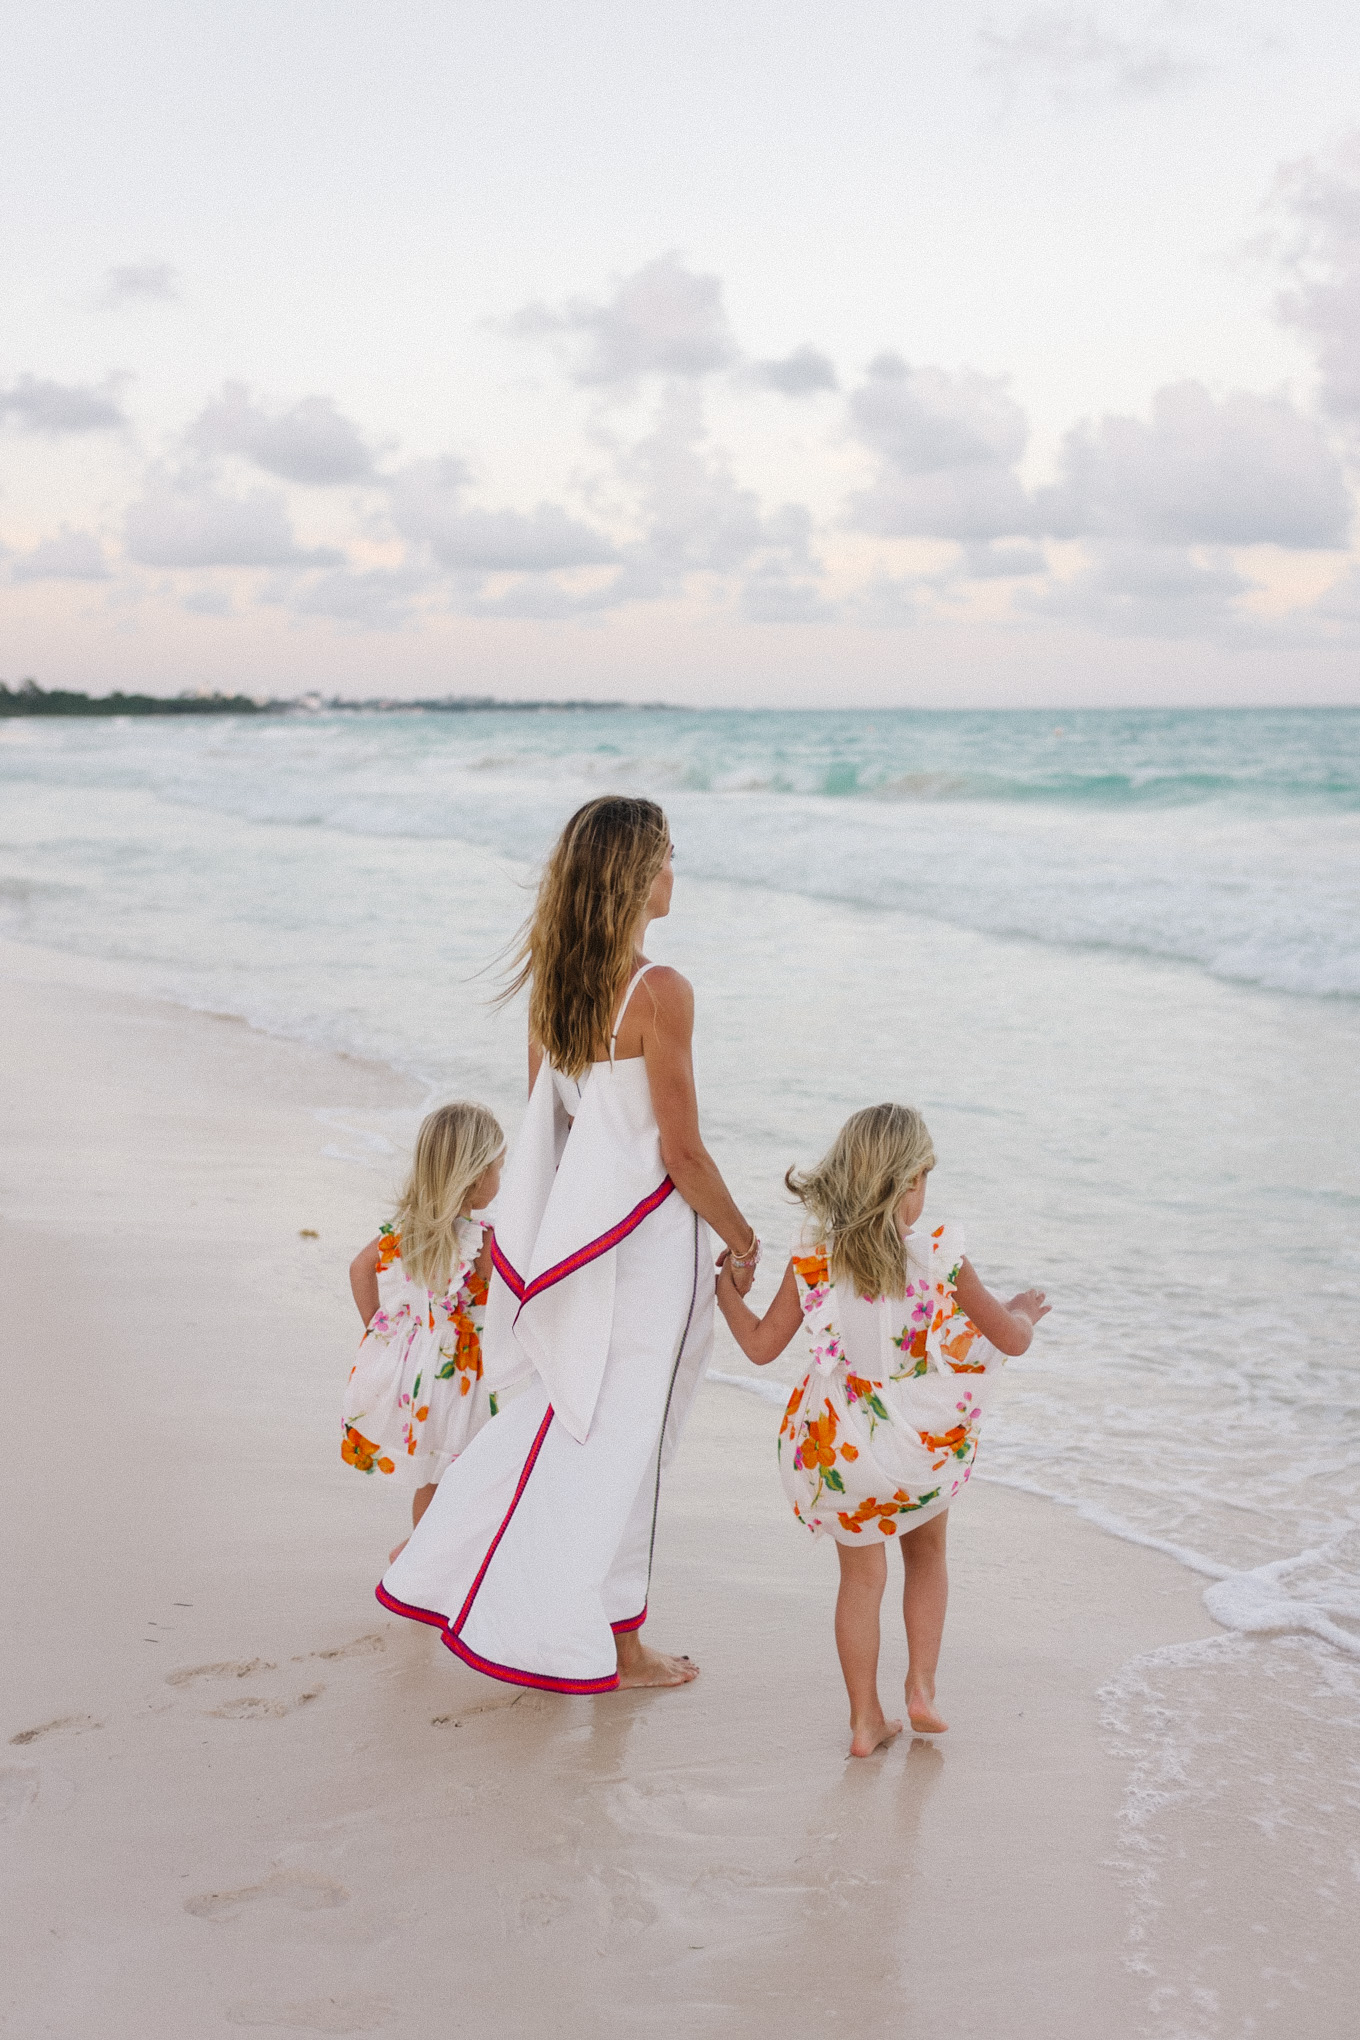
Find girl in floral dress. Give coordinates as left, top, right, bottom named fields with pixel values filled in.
left=717, top=1103, right=1049, bottom=1757
left=345, top=1101, right=505, bottom=1562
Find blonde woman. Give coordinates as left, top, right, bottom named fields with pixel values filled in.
left=344, top=1102, right=505, bottom=1559
left=716, top=1104, right=1049, bottom=1755
left=379, top=796, right=759, bottom=1693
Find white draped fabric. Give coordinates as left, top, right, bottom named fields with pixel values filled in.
left=378, top=972, right=715, bottom=1692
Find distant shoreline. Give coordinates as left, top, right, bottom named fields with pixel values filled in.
left=0, top=681, right=644, bottom=718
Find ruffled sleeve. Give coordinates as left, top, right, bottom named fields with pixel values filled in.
left=904, top=1223, right=989, bottom=1376
left=790, top=1242, right=845, bottom=1376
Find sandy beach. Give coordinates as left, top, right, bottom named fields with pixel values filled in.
left=1, top=938, right=1352, bottom=2039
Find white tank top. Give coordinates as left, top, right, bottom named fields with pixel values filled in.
left=485, top=961, right=672, bottom=1442
left=548, top=962, right=656, bottom=1117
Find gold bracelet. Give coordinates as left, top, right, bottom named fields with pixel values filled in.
left=729, top=1233, right=761, bottom=1268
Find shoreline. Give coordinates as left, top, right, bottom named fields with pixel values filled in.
left=1, top=938, right=1351, bottom=2037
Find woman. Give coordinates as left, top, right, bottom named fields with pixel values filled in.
left=378, top=796, right=759, bottom=1691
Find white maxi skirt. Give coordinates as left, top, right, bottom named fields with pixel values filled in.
left=377, top=1188, right=713, bottom=1692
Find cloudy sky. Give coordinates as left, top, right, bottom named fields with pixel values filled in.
left=4, top=0, right=1360, bottom=705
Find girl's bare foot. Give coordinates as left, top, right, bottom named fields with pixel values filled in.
left=906, top=1686, right=948, bottom=1734
left=388, top=1537, right=409, bottom=1565
left=614, top=1640, right=699, bottom=1688
left=849, top=1713, right=904, bottom=1758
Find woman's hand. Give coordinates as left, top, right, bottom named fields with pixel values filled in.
left=716, top=1247, right=756, bottom=1298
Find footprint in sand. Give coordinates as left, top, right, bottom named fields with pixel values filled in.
left=296, top=1634, right=385, bottom=1664
left=185, top=1869, right=349, bottom=1922
left=0, top=1764, right=40, bottom=1823
left=518, top=1891, right=569, bottom=1931
left=166, top=1659, right=277, bottom=1688
left=225, top=1995, right=390, bottom=2033
left=209, top=1689, right=324, bottom=1721
left=431, top=1691, right=522, bottom=1729
left=8, top=1714, right=102, bottom=1746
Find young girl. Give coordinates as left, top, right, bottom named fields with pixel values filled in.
left=717, top=1102, right=1049, bottom=1758
left=344, top=1101, right=505, bottom=1563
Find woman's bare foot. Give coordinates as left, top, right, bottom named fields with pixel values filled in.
left=614, top=1638, right=699, bottom=1688
left=848, top=1713, right=904, bottom=1758
left=906, top=1686, right=948, bottom=1734
left=388, top=1537, right=409, bottom=1565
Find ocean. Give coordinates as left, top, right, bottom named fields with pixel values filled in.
left=3, top=703, right=1358, bottom=1962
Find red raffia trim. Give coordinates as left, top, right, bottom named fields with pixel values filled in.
left=374, top=1404, right=626, bottom=1695
left=490, top=1235, right=525, bottom=1300
left=443, top=1628, right=620, bottom=1694
left=610, top=1606, right=647, bottom=1634
left=490, top=1177, right=674, bottom=1310
left=450, top=1406, right=554, bottom=1632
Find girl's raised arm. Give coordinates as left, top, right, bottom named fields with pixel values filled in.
left=952, top=1259, right=1049, bottom=1356
left=349, top=1236, right=383, bottom=1326
left=716, top=1257, right=803, bottom=1366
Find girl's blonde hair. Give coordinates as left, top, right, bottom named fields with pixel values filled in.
left=501, top=796, right=671, bottom=1081
left=394, top=1100, right=504, bottom=1294
left=786, top=1102, right=936, bottom=1300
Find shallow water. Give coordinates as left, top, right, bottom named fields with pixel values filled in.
left=3, top=707, right=1358, bottom=1744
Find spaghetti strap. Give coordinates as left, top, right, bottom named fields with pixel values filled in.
left=609, top=962, right=656, bottom=1067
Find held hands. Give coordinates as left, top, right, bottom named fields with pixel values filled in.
left=716, top=1247, right=756, bottom=1298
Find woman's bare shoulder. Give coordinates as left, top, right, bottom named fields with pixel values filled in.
left=639, top=965, right=694, bottom=1022
left=641, top=963, right=691, bottom=1001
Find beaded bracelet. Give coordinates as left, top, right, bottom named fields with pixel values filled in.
left=728, top=1233, right=762, bottom=1269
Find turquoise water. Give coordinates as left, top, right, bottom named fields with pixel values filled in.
left=1, top=705, right=1357, bottom=1626
left=6, top=700, right=1356, bottom=1999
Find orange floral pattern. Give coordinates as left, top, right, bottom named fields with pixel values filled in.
left=778, top=1221, right=1003, bottom=1545
left=341, top=1425, right=396, bottom=1476
left=341, top=1218, right=498, bottom=1487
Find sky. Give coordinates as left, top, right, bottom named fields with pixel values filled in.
left=4, top=0, right=1360, bottom=706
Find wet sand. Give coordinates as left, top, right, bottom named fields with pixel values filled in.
left=0, top=943, right=1280, bottom=2037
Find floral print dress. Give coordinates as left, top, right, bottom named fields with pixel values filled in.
left=342, top=1218, right=496, bottom=1489
left=778, top=1223, right=1003, bottom=1544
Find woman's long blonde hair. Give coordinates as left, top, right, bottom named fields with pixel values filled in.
left=786, top=1103, right=936, bottom=1300
left=394, top=1100, right=504, bottom=1294
left=501, top=796, right=671, bottom=1080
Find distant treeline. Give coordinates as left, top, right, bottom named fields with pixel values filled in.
left=0, top=680, right=269, bottom=718
left=0, top=680, right=640, bottom=717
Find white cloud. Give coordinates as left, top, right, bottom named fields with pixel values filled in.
left=1040, top=381, right=1351, bottom=547
left=739, top=567, right=837, bottom=623
left=387, top=458, right=615, bottom=572
left=957, top=539, right=1048, bottom=579
left=846, top=355, right=1036, bottom=541
left=978, top=5, right=1209, bottom=101
left=1025, top=540, right=1251, bottom=636
left=10, top=530, right=111, bottom=581
left=746, top=346, right=839, bottom=396
left=101, top=263, right=179, bottom=306
left=124, top=479, right=342, bottom=568
left=1265, top=133, right=1360, bottom=436
left=269, top=565, right=425, bottom=631
left=611, top=388, right=814, bottom=598
left=505, top=253, right=738, bottom=387
left=189, top=383, right=377, bottom=485
left=0, top=373, right=127, bottom=434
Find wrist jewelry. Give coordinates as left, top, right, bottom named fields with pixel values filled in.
left=729, top=1233, right=761, bottom=1269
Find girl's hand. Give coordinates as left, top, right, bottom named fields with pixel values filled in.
left=1008, top=1288, right=1050, bottom=1326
